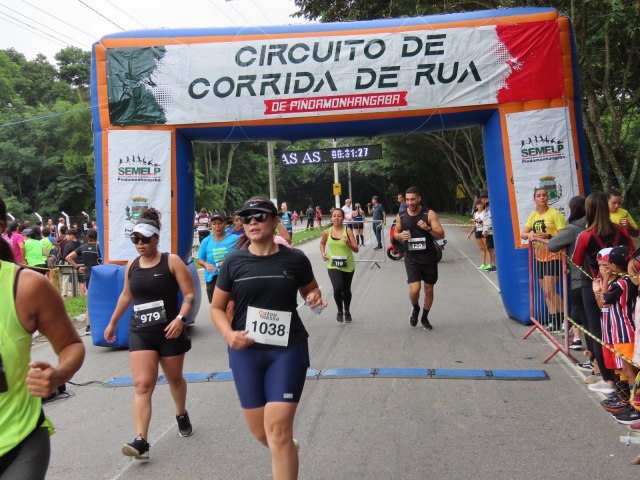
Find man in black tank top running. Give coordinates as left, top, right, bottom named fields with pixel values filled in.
left=394, top=186, right=445, bottom=330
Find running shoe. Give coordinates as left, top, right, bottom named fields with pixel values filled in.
left=601, top=391, right=628, bottom=406
left=122, top=436, right=150, bottom=459
left=612, top=406, right=640, bottom=425
left=569, top=339, right=583, bottom=350
left=344, top=312, right=352, bottom=324
left=477, top=264, right=489, bottom=270
left=421, top=317, right=433, bottom=331
left=176, top=411, right=193, bottom=437
left=603, top=399, right=630, bottom=413
left=409, top=306, right=419, bottom=327
left=336, top=312, right=344, bottom=323
left=577, top=361, right=594, bottom=371
left=588, top=380, right=617, bottom=394
left=486, top=265, right=497, bottom=272
left=584, top=374, right=601, bottom=384
left=84, top=324, right=91, bottom=336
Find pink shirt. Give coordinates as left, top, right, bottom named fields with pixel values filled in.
left=273, top=234, right=291, bottom=248
left=2, top=232, right=25, bottom=263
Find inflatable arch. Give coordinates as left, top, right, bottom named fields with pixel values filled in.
left=89, top=6, right=588, bottom=343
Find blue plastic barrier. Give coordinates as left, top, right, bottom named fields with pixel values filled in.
left=87, top=264, right=131, bottom=348
left=87, top=261, right=201, bottom=348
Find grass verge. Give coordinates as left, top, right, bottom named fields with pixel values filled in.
left=292, top=226, right=330, bottom=244
left=64, top=295, right=87, bottom=318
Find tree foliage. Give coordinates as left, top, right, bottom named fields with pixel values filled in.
left=292, top=0, right=640, bottom=213
left=0, top=48, right=94, bottom=221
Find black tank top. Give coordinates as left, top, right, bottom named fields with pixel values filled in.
left=399, top=208, right=436, bottom=261
left=128, top=252, right=179, bottom=330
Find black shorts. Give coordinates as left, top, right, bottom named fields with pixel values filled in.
left=485, top=234, right=494, bottom=249
left=206, top=276, right=218, bottom=303
left=129, top=327, right=191, bottom=356
left=404, top=259, right=438, bottom=285
left=535, top=259, right=563, bottom=279
left=474, top=231, right=483, bottom=239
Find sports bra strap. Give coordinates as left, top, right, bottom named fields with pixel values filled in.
left=13, top=266, right=25, bottom=300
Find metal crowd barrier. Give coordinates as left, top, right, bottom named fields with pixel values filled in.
left=344, top=218, right=387, bottom=268
left=522, top=244, right=577, bottom=363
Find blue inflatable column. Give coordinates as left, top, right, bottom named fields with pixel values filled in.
left=483, top=110, right=531, bottom=324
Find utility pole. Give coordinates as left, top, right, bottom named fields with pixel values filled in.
left=267, top=141, right=277, bottom=207
left=333, top=138, right=340, bottom=208
left=348, top=162, right=352, bottom=201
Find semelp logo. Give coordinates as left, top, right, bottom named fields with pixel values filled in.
left=117, top=154, right=162, bottom=183
left=519, top=135, right=565, bottom=164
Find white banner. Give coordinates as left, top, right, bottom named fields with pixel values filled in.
left=105, top=21, right=564, bottom=126
left=506, top=107, right=579, bottom=246
left=107, top=130, right=172, bottom=261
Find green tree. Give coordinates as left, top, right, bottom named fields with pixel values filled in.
left=293, top=0, right=640, bottom=208
left=55, top=47, right=91, bottom=100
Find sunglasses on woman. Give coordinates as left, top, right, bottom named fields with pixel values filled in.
left=130, top=234, right=152, bottom=244
left=240, top=213, right=269, bottom=224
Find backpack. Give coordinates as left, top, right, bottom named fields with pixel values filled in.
left=587, top=228, right=622, bottom=277
left=47, top=243, right=63, bottom=268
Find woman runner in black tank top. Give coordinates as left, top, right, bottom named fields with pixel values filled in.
left=104, top=209, right=196, bottom=461
left=128, top=253, right=180, bottom=331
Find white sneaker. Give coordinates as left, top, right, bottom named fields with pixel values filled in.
left=587, top=380, right=616, bottom=394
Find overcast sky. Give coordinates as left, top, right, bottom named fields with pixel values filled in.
left=0, top=0, right=309, bottom=61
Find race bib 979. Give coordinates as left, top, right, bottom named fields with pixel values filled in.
left=133, top=300, right=168, bottom=327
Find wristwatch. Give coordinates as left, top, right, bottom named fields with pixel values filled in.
left=176, top=314, right=186, bottom=324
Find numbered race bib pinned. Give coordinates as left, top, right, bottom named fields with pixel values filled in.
left=331, top=256, right=348, bottom=268
left=408, top=237, right=427, bottom=251
left=246, top=306, right=291, bottom=347
left=133, top=300, right=168, bottom=328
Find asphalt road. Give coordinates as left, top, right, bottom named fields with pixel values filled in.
left=36, top=216, right=640, bottom=479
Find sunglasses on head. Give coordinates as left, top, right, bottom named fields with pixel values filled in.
left=240, top=212, right=269, bottom=224
left=130, top=234, right=152, bottom=245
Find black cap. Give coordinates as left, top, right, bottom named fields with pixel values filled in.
left=210, top=211, right=227, bottom=221
left=236, top=199, right=277, bottom=216
left=479, top=191, right=489, bottom=198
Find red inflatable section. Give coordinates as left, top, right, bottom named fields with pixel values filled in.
left=496, top=21, right=564, bottom=103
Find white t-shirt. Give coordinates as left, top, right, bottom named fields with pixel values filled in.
left=342, top=205, right=353, bottom=221
left=473, top=211, right=484, bottom=232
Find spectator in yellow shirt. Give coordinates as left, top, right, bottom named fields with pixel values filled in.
left=520, top=187, right=567, bottom=330
left=607, top=187, right=638, bottom=237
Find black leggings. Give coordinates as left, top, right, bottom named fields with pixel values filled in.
left=327, top=269, right=354, bottom=313
left=581, top=286, right=613, bottom=382
left=0, top=426, right=50, bottom=480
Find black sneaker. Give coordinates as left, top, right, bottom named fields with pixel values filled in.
left=612, top=406, right=640, bottom=425
left=176, top=411, right=193, bottom=437
left=84, top=324, right=91, bottom=336
left=409, top=306, right=419, bottom=327
left=576, top=361, right=593, bottom=371
left=122, top=436, right=149, bottom=459
left=344, top=312, right=352, bottom=323
left=421, top=317, right=433, bottom=331
left=336, top=312, right=344, bottom=323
